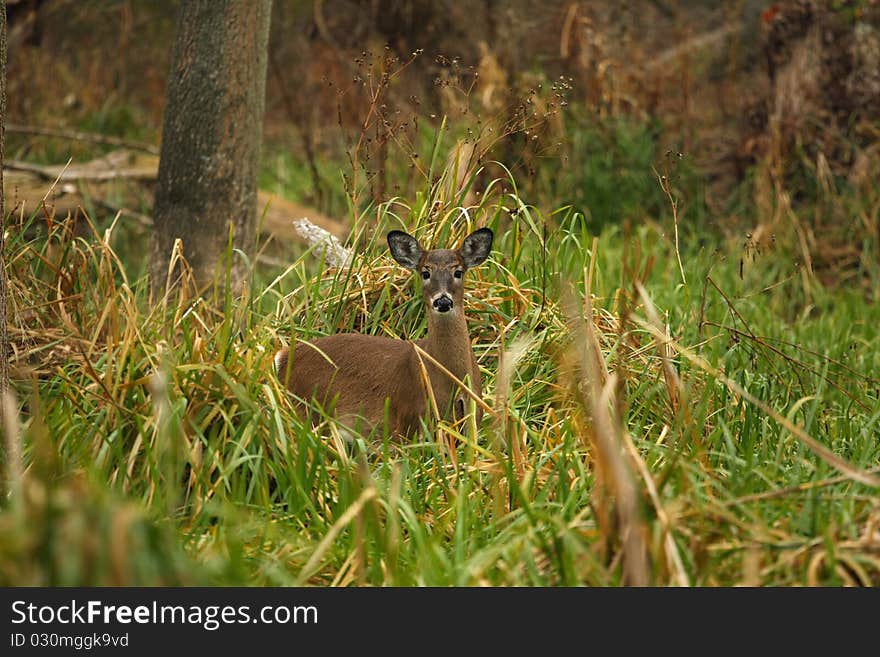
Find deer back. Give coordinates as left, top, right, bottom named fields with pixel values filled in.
left=276, top=333, right=427, bottom=438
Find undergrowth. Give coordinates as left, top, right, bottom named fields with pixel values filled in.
left=1, top=163, right=878, bottom=586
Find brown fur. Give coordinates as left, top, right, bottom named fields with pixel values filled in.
left=275, top=229, right=492, bottom=440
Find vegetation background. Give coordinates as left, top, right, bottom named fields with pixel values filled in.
left=1, top=0, right=879, bottom=585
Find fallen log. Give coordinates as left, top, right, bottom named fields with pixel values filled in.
left=2, top=150, right=349, bottom=246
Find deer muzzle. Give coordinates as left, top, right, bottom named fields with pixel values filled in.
left=432, top=294, right=454, bottom=313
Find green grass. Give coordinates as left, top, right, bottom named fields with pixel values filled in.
left=2, top=158, right=878, bottom=587
left=529, top=115, right=708, bottom=234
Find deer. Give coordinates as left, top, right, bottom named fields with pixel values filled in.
left=274, top=227, right=494, bottom=440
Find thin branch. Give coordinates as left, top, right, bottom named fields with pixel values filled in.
left=655, top=167, right=687, bottom=286
left=6, top=122, right=159, bottom=154
left=4, top=159, right=157, bottom=182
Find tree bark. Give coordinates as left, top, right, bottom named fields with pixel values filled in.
left=1, top=0, right=9, bottom=401
left=151, top=0, right=271, bottom=292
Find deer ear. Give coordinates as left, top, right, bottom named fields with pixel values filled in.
left=460, top=227, right=493, bottom=269
left=387, top=231, right=423, bottom=270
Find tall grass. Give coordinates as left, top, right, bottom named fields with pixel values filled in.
left=1, top=156, right=879, bottom=586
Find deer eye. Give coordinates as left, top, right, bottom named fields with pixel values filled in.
left=453, top=270, right=463, bottom=279
left=421, top=270, right=430, bottom=280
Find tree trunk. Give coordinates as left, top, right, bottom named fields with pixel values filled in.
left=1, top=0, right=9, bottom=401
left=151, top=0, right=271, bottom=293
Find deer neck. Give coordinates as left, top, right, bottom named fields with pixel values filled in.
left=422, top=310, right=472, bottom=381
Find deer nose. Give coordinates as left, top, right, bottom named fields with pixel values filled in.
left=433, top=295, right=453, bottom=313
